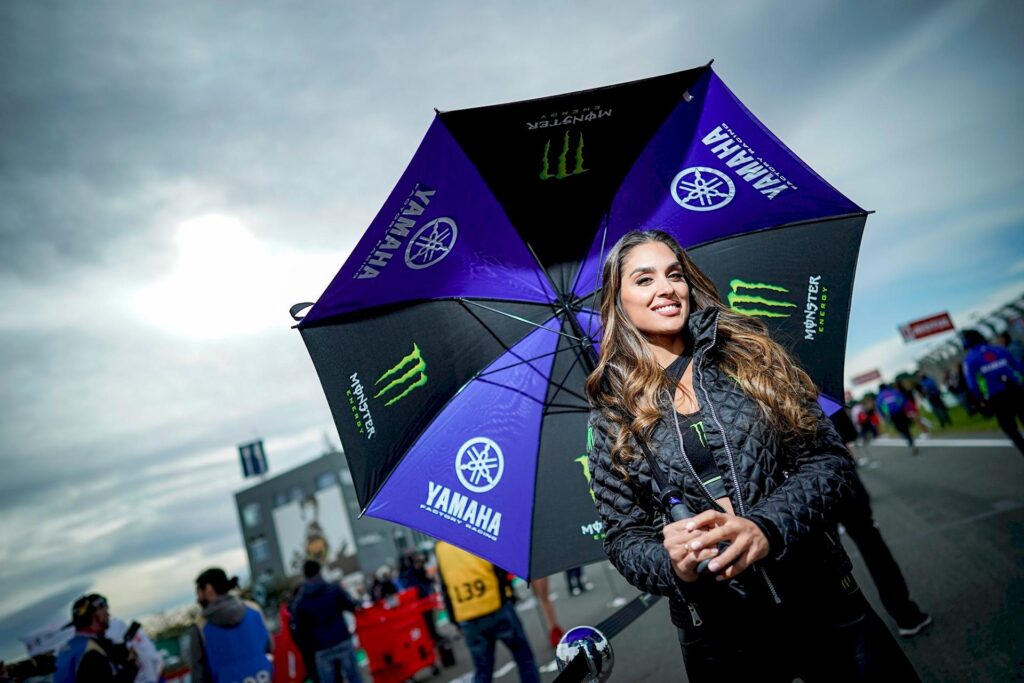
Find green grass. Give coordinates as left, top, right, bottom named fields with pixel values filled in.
left=877, top=404, right=1001, bottom=438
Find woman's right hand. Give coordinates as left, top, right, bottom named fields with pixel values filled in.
left=663, top=519, right=719, bottom=583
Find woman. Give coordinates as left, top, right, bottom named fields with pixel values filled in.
left=585, top=230, right=919, bottom=681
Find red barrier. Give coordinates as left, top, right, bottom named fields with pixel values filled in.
left=356, top=588, right=442, bottom=683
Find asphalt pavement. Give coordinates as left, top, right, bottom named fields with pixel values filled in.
left=420, top=435, right=1023, bottom=683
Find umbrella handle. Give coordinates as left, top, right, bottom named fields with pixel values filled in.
left=660, top=486, right=730, bottom=573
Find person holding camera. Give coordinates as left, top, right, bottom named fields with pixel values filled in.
left=106, top=616, right=164, bottom=683
left=54, top=593, right=138, bottom=683
left=585, top=231, right=919, bottom=681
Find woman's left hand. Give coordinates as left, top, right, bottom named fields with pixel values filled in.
left=684, top=510, right=770, bottom=580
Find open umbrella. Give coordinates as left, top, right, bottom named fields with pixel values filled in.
left=295, top=63, right=866, bottom=579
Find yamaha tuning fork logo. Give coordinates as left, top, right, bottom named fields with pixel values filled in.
left=405, top=217, right=458, bottom=270
left=671, top=166, right=736, bottom=211
left=456, top=437, right=505, bottom=493
left=422, top=435, right=506, bottom=541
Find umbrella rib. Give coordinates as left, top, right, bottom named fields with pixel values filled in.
left=586, top=218, right=609, bottom=332
left=458, top=302, right=565, bottom=390
left=545, top=406, right=590, bottom=415
left=544, top=346, right=590, bottom=409
left=474, top=377, right=547, bottom=408
left=457, top=299, right=584, bottom=342
left=474, top=347, right=569, bottom=380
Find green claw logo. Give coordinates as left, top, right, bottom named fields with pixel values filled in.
left=690, top=420, right=708, bottom=448
left=727, top=279, right=796, bottom=319
left=374, top=343, right=428, bottom=406
left=575, top=425, right=596, bottom=503
left=540, top=131, right=588, bottom=180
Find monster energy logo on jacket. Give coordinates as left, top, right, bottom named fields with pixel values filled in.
left=540, top=131, right=588, bottom=180
left=375, top=344, right=428, bottom=406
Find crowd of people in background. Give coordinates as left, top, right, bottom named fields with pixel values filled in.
left=845, top=326, right=1024, bottom=456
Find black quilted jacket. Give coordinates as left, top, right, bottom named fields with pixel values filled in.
left=588, top=306, right=856, bottom=630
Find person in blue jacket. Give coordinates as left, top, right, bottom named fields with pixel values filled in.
left=962, top=329, right=1024, bottom=453
left=876, top=383, right=917, bottom=453
left=54, top=594, right=138, bottom=683
left=188, top=568, right=273, bottom=683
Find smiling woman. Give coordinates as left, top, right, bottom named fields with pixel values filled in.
left=132, top=215, right=330, bottom=340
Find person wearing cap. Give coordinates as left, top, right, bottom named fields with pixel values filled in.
left=54, top=594, right=138, bottom=683
left=188, top=567, right=273, bottom=683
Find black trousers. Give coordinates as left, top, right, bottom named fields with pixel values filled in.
left=677, top=589, right=920, bottom=682
left=889, top=413, right=914, bottom=446
left=840, top=475, right=924, bottom=627
left=988, top=390, right=1024, bottom=454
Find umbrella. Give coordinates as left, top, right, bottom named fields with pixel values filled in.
left=295, top=63, right=866, bottom=579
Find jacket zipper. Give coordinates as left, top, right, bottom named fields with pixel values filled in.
left=693, top=312, right=782, bottom=605
left=687, top=603, right=703, bottom=627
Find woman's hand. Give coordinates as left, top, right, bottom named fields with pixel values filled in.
left=662, top=520, right=720, bottom=583
left=684, top=510, right=770, bottom=581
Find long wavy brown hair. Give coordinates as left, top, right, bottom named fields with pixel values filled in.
left=584, top=230, right=820, bottom=477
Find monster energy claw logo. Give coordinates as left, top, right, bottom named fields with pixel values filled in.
left=374, top=343, right=428, bottom=406
left=540, top=131, right=588, bottom=180
left=690, top=420, right=708, bottom=448
left=575, top=426, right=596, bottom=503
left=727, top=279, right=796, bottom=319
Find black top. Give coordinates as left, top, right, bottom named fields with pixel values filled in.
left=664, top=350, right=728, bottom=503
left=675, top=410, right=728, bottom=500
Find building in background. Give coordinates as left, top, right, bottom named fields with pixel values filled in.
left=234, top=448, right=431, bottom=591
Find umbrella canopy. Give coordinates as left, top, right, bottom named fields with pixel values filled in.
left=296, top=64, right=866, bottom=578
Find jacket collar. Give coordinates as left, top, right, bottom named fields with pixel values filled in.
left=686, top=306, right=721, bottom=354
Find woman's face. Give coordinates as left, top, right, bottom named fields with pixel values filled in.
left=618, top=241, right=690, bottom=341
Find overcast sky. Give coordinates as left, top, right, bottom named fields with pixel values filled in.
left=2, top=0, right=1023, bottom=660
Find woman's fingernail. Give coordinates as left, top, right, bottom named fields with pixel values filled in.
left=686, top=523, right=695, bottom=531
left=708, top=562, right=718, bottom=571
left=690, top=541, right=701, bottom=550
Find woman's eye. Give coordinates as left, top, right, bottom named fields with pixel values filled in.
left=636, top=276, right=652, bottom=285
left=669, top=272, right=684, bottom=280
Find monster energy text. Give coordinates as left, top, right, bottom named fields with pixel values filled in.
left=346, top=374, right=376, bottom=440
left=701, top=124, right=796, bottom=200
left=355, top=185, right=438, bottom=279
left=540, top=131, right=588, bottom=180
left=805, top=276, right=827, bottom=341
left=374, top=343, right=428, bottom=406
left=526, top=107, right=612, bottom=130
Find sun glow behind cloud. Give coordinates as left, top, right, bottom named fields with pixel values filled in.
left=133, top=214, right=339, bottom=340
